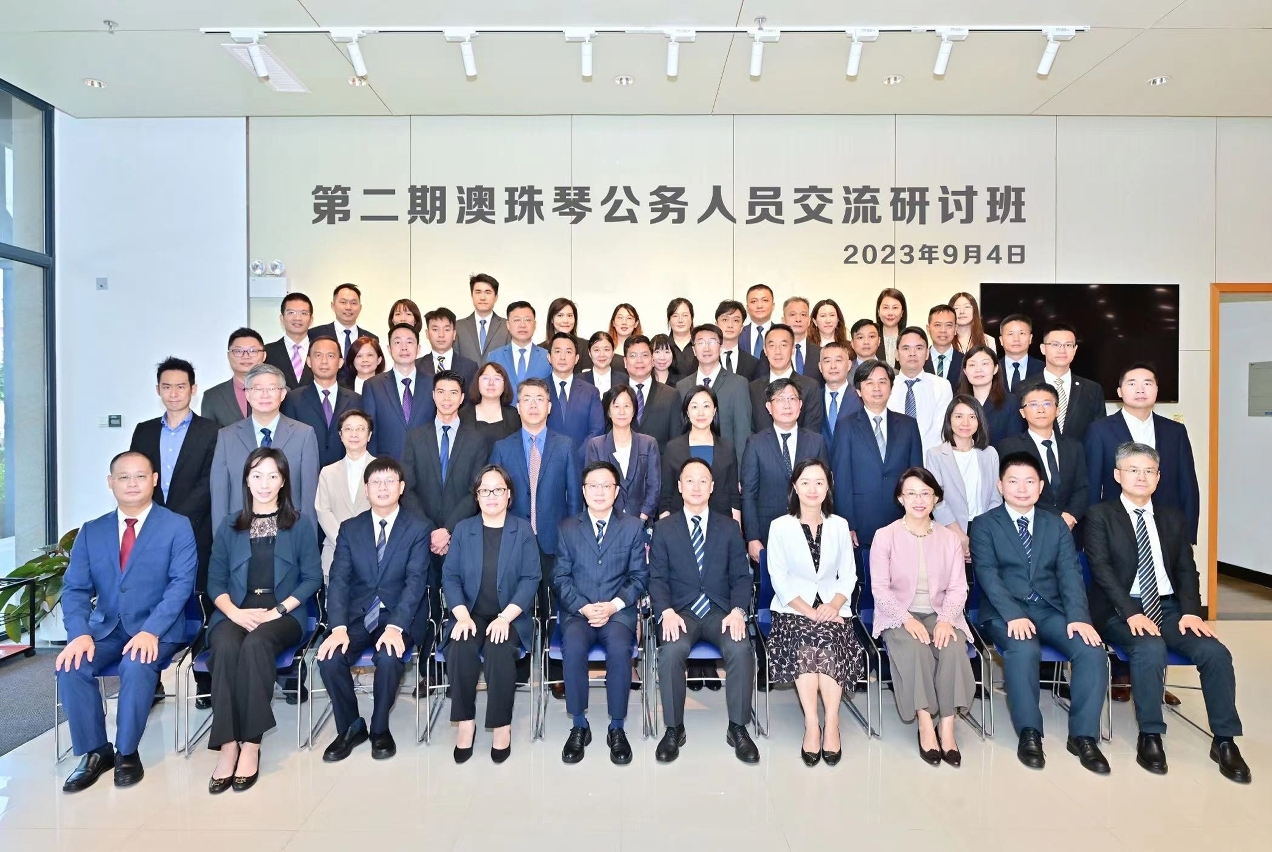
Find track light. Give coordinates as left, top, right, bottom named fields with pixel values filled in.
left=330, top=29, right=375, bottom=80
left=663, top=29, right=696, bottom=79
left=443, top=29, right=479, bottom=77
left=230, top=30, right=270, bottom=80
left=564, top=29, right=596, bottom=78
left=748, top=27, right=780, bottom=78
left=347, top=41, right=367, bottom=77
left=933, top=27, right=968, bottom=76
left=1037, top=26, right=1075, bottom=76
left=845, top=27, right=878, bottom=77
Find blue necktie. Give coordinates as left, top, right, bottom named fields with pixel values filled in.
left=795, top=343, right=804, bottom=374
left=479, top=319, right=488, bottom=352
left=259, top=427, right=272, bottom=447
left=635, top=383, right=646, bottom=424
left=439, top=424, right=451, bottom=484
left=936, top=353, right=946, bottom=379
left=1016, top=516, right=1032, bottom=564
left=517, top=348, right=528, bottom=382
left=827, top=391, right=839, bottom=438
left=780, top=432, right=793, bottom=474
left=559, top=379, right=568, bottom=404
left=365, top=519, right=388, bottom=632
left=595, top=519, right=606, bottom=544
left=1010, top=361, right=1021, bottom=393
left=752, top=326, right=764, bottom=359
left=343, top=328, right=352, bottom=359
left=904, top=378, right=918, bottom=419
left=689, top=516, right=710, bottom=618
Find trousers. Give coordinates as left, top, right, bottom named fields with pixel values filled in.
left=657, top=606, right=753, bottom=728
left=560, top=616, right=634, bottom=722
left=317, top=620, right=413, bottom=737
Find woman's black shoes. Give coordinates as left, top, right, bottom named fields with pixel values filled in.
left=918, top=729, right=943, bottom=766
left=801, top=748, right=821, bottom=767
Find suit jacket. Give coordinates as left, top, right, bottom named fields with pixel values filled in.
left=441, top=514, right=540, bottom=649
left=766, top=514, right=856, bottom=616
left=1084, top=411, right=1200, bottom=543
left=659, top=436, right=741, bottom=518
left=870, top=519, right=970, bottom=637
left=486, top=343, right=552, bottom=403
left=553, top=511, right=649, bottom=632
left=326, top=509, right=433, bottom=637
left=994, top=432, right=1089, bottom=524
left=488, top=429, right=582, bottom=555
left=1084, top=500, right=1202, bottom=626
left=584, top=431, right=661, bottom=519
left=926, top=443, right=1003, bottom=532
left=265, top=337, right=313, bottom=389
left=741, top=427, right=829, bottom=545
left=207, top=515, right=323, bottom=632
left=581, top=367, right=630, bottom=396
left=979, top=392, right=1026, bottom=444
left=675, top=370, right=752, bottom=466
left=281, top=382, right=362, bottom=469
left=201, top=379, right=247, bottom=429
left=61, top=506, right=198, bottom=644
left=361, top=369, right=437, bottom=460
left=749, top=372, right=825, bottom=434
left=1023, top=372, right=1105, bottom=442
left=416, top=351, right=479, bottom=395
left=739, top=323, right=771, bottom=360
left=130, top=413, right=218, bottom=588
left=630, top=379, right=679, bottom=448
left=210, top=415, right=320, bottom=531
left=758, top=345, right=824, bottom=385
left=830, top=409, right=923, bottom=547
left=925, top=348, right=964, bottom=390
left=648, top=510, right=751, bottom=617
left=815, top=384, right=865, bottom=453
left=721, top=348, right=760, bottom=382
left=999, top=355, right=1044, bottom=394
left=546, top=378, right=605, bottom=455
left=400, top=420, right=487, bottom=532
left=969, top=504, right=1091, bottom=625
left=309, top=322, right=377, bottom=353
left=315, top=457, right=373, bottom=576
left=455, top=311, right=509, bottom=365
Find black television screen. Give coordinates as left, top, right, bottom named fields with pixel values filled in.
left=978, top=283, right=1179, bottom=403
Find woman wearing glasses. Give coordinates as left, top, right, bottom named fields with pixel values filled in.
left=314, top=410, right=375, bottom=579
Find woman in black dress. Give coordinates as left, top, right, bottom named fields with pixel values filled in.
left=463, top=361, right=522, bottom=444
left=657, top=386, right=740, bottom=522
left=666, top=297, right=698, bottom=378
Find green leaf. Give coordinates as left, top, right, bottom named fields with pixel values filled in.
left=3, top=605, right=25, bottom=643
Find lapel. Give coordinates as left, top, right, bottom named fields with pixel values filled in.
left=993, top=507, right=1033, bottom=572
left=852, top=410, right=880, bottom=466
left=504, top=432, right=531, bottom=482
left=1111, top=412, right=1133, bottom=445
left=380, top=373, right=407, bottom=423
left=1112, top=505, right=1138, bottom=569
left=495, top=521, right=519, bottom=589
left=273, top=416, right=294, bottom=449
left=419, top=424, right=444, bottom=486
left=1026, top=510, right=1049, bottom=577
left=375, top=512, right=408, bottom=579
left=230, top=524, right=253, bottom=575
left=236, top=418, right=258, bottom=455
left=935, top=444, right=968, bottom=506
left=882, top=411, right=906, bottom=468
left=166, top=416, right=200, bottom=491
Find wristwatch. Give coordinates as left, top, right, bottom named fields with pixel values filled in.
left=275, top=603, right=288, bottom=615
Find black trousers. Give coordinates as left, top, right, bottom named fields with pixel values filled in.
left=208, top=615, right=301, bottom=749
left=447, top=616, right=522, bottom=728
left=657, top=606, right=753, bottom=728
left=316, top=621, right=412, bottom=737
left=561, top=616, right=634, bottom=722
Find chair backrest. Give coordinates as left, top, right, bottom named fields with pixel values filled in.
left=1077, top=551, right=1094, bottom=587
left=756, top=550, right=775, bottom=614
left=853, top=549, right=875, bottom=616
left=181, top=593, right=205, bottom=645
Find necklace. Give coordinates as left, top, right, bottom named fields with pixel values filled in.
left=901, top=516, right=933, bottom=538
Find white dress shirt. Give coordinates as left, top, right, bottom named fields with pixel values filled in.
left=683, top=506, right=709, bottom=539
left=953, top=448, right=983, bottom=518
left=1027, top=429, right=1060, bottom=482
left=392, top=367, right=418, bottom=406
left=252, top=414, right=282, bottom=447
left=1004, top=504, right=1036, bottom=536
left=117, top=502, right=155, bottom=541
left=552, top=373, right=574, bottom=402
left=887, top=371, right=953, bottom=452
left=864, top=406, right=889, bottom=445
left=587, top=509, right=627, bottom=611
left=430, top=349, right=455, bottom=371
left=823, top=383, right=849, bottom=420
left=773, top=425, right=798, bottom=461
left=589, top=367, right=613, bottom=396
left=344, top=453, right=373, bottom=504
left=695, top=364, right=723, bottom=387
left=1122, top=495, right=1174, bottom=597
left=928, top=344, right=956, bottom=380
left=353, top=376, right=367, bottom=395
left=767, top=366, right=794, bottom=381
left=1121, top=409, right=1156, bottom=448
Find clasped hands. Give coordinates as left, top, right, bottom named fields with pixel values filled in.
left=579, top=601, right=618, bottom=627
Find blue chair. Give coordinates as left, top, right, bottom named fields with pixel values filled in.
left=54, top=594, right=205, bottom=762
left=304, top=639, right=418, bottom=748
left=1105, top=643, right=1206, bottom=735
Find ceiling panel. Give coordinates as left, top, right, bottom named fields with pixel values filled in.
left=1156, top=0, right=1272, bottom=29
left=737, top=0, right=1186, bottom=30
left=0, top=0, right=313, bottom=33
left=297, top=0, right=747, bottom=28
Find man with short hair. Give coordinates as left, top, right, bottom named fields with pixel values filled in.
left=362, top=324, right=437, bottom=460
left=623, top=335, right=679, bottom=447
left=281, top=336, right=362, bottom=468
left=749, top=324, right=824, bottom=435
left=1033, top=322, right=1105, bottom=442
left=998, top=313, right=1044, bottom=394
left=265, top=292, right=315, bottom=389
left=455, top=273, right=510, bottom=364
left=996, top=383, right=1088, bottom=534
left=924, top=304, right=964, bottom=389
left=546, top=332, right=605, bottom=455
left=849, top=319, right=883, bottom=372
left=675, top=324, right=753, bottom=466
left=814, top=341, right=863, bottom=451
left=310, top=283, right=378, bottom=360
left=486, top=301, right=552, bottom=404
left=887, top=326, right=953, bottom=453
left=417, top=307, right=479, bottom=392
left=715, top=299, right=760, bottom=380
left=202, top=328, right=266, bottom=429
left=781, top=296, right=821, bottom=381
left=739, top=283, right=775, bottom=359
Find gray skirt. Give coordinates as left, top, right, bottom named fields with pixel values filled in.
left=880, top=611, right=975, bottom=721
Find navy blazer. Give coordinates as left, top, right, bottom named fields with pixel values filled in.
left=361, top=369, right=437, bottom=460
left=281, top=382, right=362, bottom=469
left=326, top=509, right=433, bottom=636
left=829, top=409, right=923, bottom=547
left=440, top=514, right=541, bottom=649
left=1084, top=411, right=1199, bottom=543
left=741, top=427, right=829, bottom=545
left=61, top=505, right=198, bottom=644
left=486, top=343, right=552, bottom=403
left=925, top=349, right=964, bottom=390
left=584, top=431, right=661, bottom=519
left=648, top=510, right=751, bottom=617
left=815, top=384, right=864, bottom=452
left=995, top=432, right=1089, bottom=523
left=400, top=420, right=487, bottom=532
left=488, top=428, right=583, bottom=555
left=978, top=392, right=1026, bottom=444
left=749, top=372, right=826, bottom=435
left=1000, top=355, right=1044, bottom=394
left=969, top=504, right=1091, bottom=626
left=553, top=512, right=649, bottom=632
left=546, top=378, right=605, bottom=456
left=207, top=515, right=323, bottom=632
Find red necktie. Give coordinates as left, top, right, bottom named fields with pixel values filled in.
left=119, top=518, right=137, bottom=571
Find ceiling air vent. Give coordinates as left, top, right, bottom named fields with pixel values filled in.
left=222, top=42, right=310, bottom=93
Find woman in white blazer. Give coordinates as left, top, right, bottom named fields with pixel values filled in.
left=924, top=395, right=1002, bottom=564
left=314, top=409, right=375, bottom=579
left=765, top=458, right=865, bottom=767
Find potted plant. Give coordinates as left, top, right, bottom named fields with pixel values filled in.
left=0, top=528, right=79, bottom=644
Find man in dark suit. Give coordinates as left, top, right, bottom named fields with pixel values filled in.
left=814, top=342, right=863, bottom=453
left=56, top=451, right=197, bottom=792
left=781, top=296, right=822, bottom=381
left=361, top=324, right=436, bottom=460
left=738, top=283, right=775, bottom=360
left=649, top=457, right=759, bottom=765
left=675, top=323, right=752, bottom=466
left=715, top=299, right=760, bottom=380
left=969, top=452, right=1110, bottom=773
left=1085, top=443, right=1249, bottom=782
left=848, top=319, right=883, bottom=372
left=545, top=332, right=604, bottom=456
left=454, top=272, right=510, bottom=364
left=201, top=328, right=266, bottom=429
left=316, top=457, right=433, bottom=762
left=622, top=336, right=679, bottom=447
left=416, top=307, right=478, bottom=393
left=309, top=283, right=378, bottom=361
left=924, top=303, right=964, bottom=389
left=1033, top=321, right=1105, bottom=442
left=749, top=324, right=824, bottom=435
left=130, top=356, right=218, bottom=705
left=995, top=383, right=1088, bottom=537
left=264, top=292, right=315, bottom=389
left=281, top=336, right=361, bottom=469
left=554, top=461, right=649, bottom=765
left=998, top=313, right=1044, bottom=394
left=742, top=378, right=829, bottom=560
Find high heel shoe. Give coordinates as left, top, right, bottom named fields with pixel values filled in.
left=917, top=728, right=943, bottom=766
left=231, top=746, right=259, bottom=791
left=801, top=726, right=822, bottom=766
left=491, top=744, right=511, bottom=764
left=821, top=727, right=842, bottom=766
left=453, top=745, right=474, bottom=764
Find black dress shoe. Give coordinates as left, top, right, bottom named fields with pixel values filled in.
left=801, top=747, right=821, bottom=767
left=917, top=729, right=942, bottom=767
left=62, top=748, right=114, bottom=793
left=453, top=744, right=474, bottom=764
left=1017, top=728, right=1045, bottom=769
left=1135, top=732, right=1168, bottom=775
left=687, top=679, right=703, bottom=692
left=941, top=747, right=962, bottom=768
left=370, top=730, right=397, bottom=760
left=705, top=677, right=721, bottom=692
left=1211, top=739, right=1252, bottom=784
left=822, top=748, right=842, bottom=766
left=1067, top=736, right=1111, bottom=775
left=195, top=696, right=213, bottom=710
left=655, top=725, right=686, bottom=763
left=727, top=723, right=760, bottom=764
left=550, top=683, right=566, bottom=700
left=561, top=725, right=591, bottom=764
left=231, top=768, right=259, bottom=792
left=113, top=751, right=144, bottom=787
left=322, top=718, right=369, bottom=762
left=608, top=727, right=633, bottom=765
left=491, top=744, right=511, bottom=764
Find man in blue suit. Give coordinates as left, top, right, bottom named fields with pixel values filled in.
left=546, top=332, right=605, bottom=457
left=316, top=457, right=433, bottom=762
left=485, top=301, right=551, bottom=404
left=814, top=342, right=863, bottom=452
left=361, top=323, right=436, bottom=460
left=554, top=461, right=648, bottom=765
left=969, top=452, right=1110, bottom=774
left=998, top=314, right=1044, bottom=394
left=280, top=336, right=362, bottom=469
left=56, top=451, right=198, bottom=792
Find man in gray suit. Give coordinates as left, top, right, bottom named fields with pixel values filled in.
left=454, top=273, right=510, bottom=365
left=210, top=363, right=320, bottom=531
left=201, top=328, right=266, bottom=429
left=675, top=323, right=752, bottom=466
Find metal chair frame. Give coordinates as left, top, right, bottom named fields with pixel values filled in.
left=303, top=640, right=419, bottom=748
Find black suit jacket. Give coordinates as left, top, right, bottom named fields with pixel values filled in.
left=400, top=420, right=488, bottom=533
left=924, top=349, right=964, bottom=390
left=749, top=372, right=825, bottom=434
left=1084, top=500, right=1202, bottom=627
left=130, top=414, right=219, bottom=588
left=648, top=510, right=751, bottom=617
left=741, top=427, right=828, bottom=545
left=326, top=509, right=433, bottom=637
left=1035, top=372, right=1105, bottom=442
left=1000, top=355, right=1044, bottom=394
left=969, top=505, right=1091, bottom=626
left=416, top=351, right=479, bottom=396
left=995, top=432, right=1089, bottom=525
left=758, top=342, right=823, bottom=385
left=721, top=348, right=760, bottom=382
left=281, top=383, right=362, bottom=469
left=631, top=379, right=679, bottom=448
left=265, top=338, right=314, bottom=389
left=659, top=436, right=741, bottom=518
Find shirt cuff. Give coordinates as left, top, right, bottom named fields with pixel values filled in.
left=385, top=624, right=402, bottom=632
left=610, top=598, right=626, bottom=612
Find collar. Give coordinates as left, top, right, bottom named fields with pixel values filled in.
left=898, top=369, right=924, bottom=381
left=697, top=363, right=723, bottom=384
left=393, top=366, right=417, bottom=383
left=930, top=344, right=954, bottom=356
left=1003, top=353, right=1028, bottom=366
left=683, top=506, right=709, bottom=528
left=769, top=366, right=794, bottom=380
left=334, top=321, right=359, bottom=335
left=1120, top=494, right=1154, bottom=517
left=314, top=378, right=339, bottom=392
left=252, top=413, right=282, bottom=435
left=436, top=413, right=461, bottom=428
left=163, top=410, right=194, bottom=431
left=773, top=424, right=798, bottom=439
left=587, top=509, right=614, bottom=528
left=522, top=426, right=546, bottom=445
left=511, top=341, right=534, bottom=352
left=863, top=404, right=888, bottom=418
left=1044, top=368, right=1070, bottom=384
left=1122, top=407, right=1154, bottom=425
left=431, top=348, right=453, bottom=361
left=370, top=505, right=400, bottom=528
left=1004, top=504, right=1035, bottom=527
left=825, top=381, right=848, bottom=394
left=1029, top=427, right=1057, bottom=442
left=118, top=502, right=155, bottom=527
left=474, top=310, right=494, bottom=322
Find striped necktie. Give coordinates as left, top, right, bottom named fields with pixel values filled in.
left=904, top=378, right=919, bottom=419
left=365, top=519, right=388, bottom=631
left=1133, top=508, right=1163, bottom=625
left=1016, top=516, right=1032, bottom=563
left=689, top=516, right=710, bottom=618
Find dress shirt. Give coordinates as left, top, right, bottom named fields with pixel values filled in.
left=314, top=379, right=340, bottom=414
left=253, top=414, right=282, bottom=447
left=767, top=366, right=794, bottom=381
left=587, top=509, right=626, bottom=611
left=334, top=321, right=362, bottom=342
left=928, top=344, right=956, bottom=380
left=430, top=349, right=454, bottom=370
left=232, top=379, right=249, bottom=418
left=435, top=416, right=460, bottom=460
left=953, top=448, right=983, bottom=518
left=1121, top=409, right=1156, bottom=448
left=683, top=507, right=709, bottom=540
left=864, top=407, right=889, bottom=444
left=720, top=346, right=741, bottom=373
left=590, top=367, right=614, bottom=396
left=521, top=427, right=547, bottom=470
left=887, top=371, right=951, bottom=450
left=772, top=425, right=798, bottom=462
left=552, top=373, right=574, bottom=403
left=284, top=334, right=311, bottom=377
left=344, top=453, right=373, bottom=504
left=1004, top=504, right=1036, bottom=537
left=1121, top=495, right=1174, bottom=597
left=823, top=383, right=849, bottom=420
left=117, top=502, right=155, bottom=540
left=158, top=410, right=193, bottom=495
left=1026, top=429, right=1060, bottom=479
left=694, top=364, right=723, bottom=387
left=611, top=441, right=632, bottom=478
left=1002, top=355, right=1030, bottom=385
left=369, top=505, right=404, bottom=630
left=392, top=367, right=418, bottom=407
left=1043, top=370, right=1071, bottom=422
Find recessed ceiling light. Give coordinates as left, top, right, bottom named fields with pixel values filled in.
left=614, top=75, right=634, bottom=86
left=348, top=75, right=368, bottom=86
left=83, top=78, right=106, bottom=88
left=883, top=75, right=904, bottom=86
left=1147, top=75, right=1171, bottom=86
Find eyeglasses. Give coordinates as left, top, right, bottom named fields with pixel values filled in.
left=112, top=473, right=152, bottom=484
left=1118, top=466, right=1159, bottom=477
left=1044, top=341, right=1077, bottom=351
left=770, top=395, right=801, bottom=405
left=477, top=487, right=509, bottom=498
left=248, top=385, right=285, bottom=395
left=1023, top=401, right=1055, bottom=411
left=230, top=347, right=264, bottom=357
left=584, top=482, right=617, bottom=492
left=367, top=477, right=401, bottom=487
left=340, top=425, right=369, bottom=434
left=902, top=490, right=935, bottom=500
left=283, top=309, right=311, bottom=318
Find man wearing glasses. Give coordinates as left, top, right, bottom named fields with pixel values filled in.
left=1033, top=322, right=1105, bottom=442
left=201, top=328, right=267, bottom=429
left=265, top=293, right=316, bottom=389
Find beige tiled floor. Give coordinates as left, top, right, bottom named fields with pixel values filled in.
left=1218, top=574, right=1272, bottom=620
left=2, top=621, right=1269, bottom=851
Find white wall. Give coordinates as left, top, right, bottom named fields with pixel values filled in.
left=55, top=115, right=247, bottom=530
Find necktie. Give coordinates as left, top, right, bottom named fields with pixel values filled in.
left=689, top=516, right=710, bottom=618
left=1133, top=508, right=1163, bottom=625
left=752, top=326, right=764, bottom=359
left=291, top=343, right=304, bottom=381
left=517, top=348, right=528, bottom=382
left=873, top=415, right=886, bottom=460
left=904, top=378, right=918, bottom=419
left=439, top=424, right=451, bottom=484
left=321, top=389, right=333, bottom=427
left=1054, top=379, right=1069, bottom=434
left=937, top=353, right=946, bottom=379
left=479, top=319, right=488, bottom=352
left=795, top=343, right=804, bottom=374
left=260, top=427, right=272, bottom=447
left=401, top=377, right=413, bottom=422
left=119, top=518, right=137, bottom=571
left=365, top=519, right=388, bottom=632
left=528, top=437, right=541, bottom=534
left=702, top=376, right=711, bottom=389
left=724, top=350, right=734, bottom=373
left=635, top=383, right=646, bottom=424
left=780, top=432, right=793, bottom=474
left=437, top=354, right=446, bottom=371
left=559, top=380, right=568, bottom=404
left=827, top=391, right=839, bottom=438
left=343, top=329, right=352, bottom=359
left=1016, top=516, right=1033, bottom=563
left=1010, top=361, right=1021, bottom=393
left=595, top=519, right=606, bottom=544
left=1041, top=438, right=1061, bottom=491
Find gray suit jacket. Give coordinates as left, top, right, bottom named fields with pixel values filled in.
left=925, top=443, right=1002, bottom=532
left=455, top=311, right=509, bottom=364
left=675, top=370, right=753, bottom=466
left=201, top=379, right=247, bottom=430
left=210, top=415, right=320, bottom=531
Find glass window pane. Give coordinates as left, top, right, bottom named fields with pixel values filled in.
left=0, top=91, right=45, bottom=254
